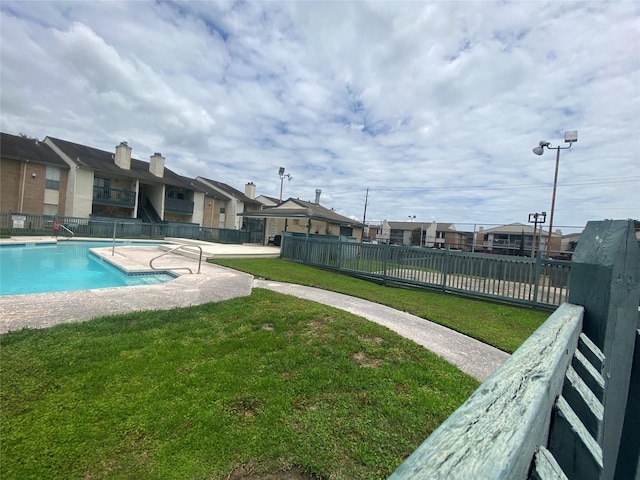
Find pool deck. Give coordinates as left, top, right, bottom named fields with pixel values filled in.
left=0, top=237, right=277, bottom=335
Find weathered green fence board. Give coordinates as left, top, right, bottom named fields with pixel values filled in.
left=567, top=220, right=640, bottom=480
left=387, top=303, right=584, bottom=480
left=571, top=349, right=605, bottom=403
left=562, top=366, right=604, bottom=441
left=531, top=446, right=569, bottom=480
left=615, top=329, right=640, bottom=480
left=549, top=396, right=603, bottom=480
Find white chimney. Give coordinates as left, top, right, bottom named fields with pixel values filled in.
left=315, top=188, right=322, bottom=204
left=245, top=182, right=256, bottom=199
left=114, top=141, right=131, bottom=170
left=150, top=152, right=165, bottom=177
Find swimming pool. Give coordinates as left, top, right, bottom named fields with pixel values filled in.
left=0, top=241, right=175, bottom=296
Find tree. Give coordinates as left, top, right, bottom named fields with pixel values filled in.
left=19, top=132, right=39, bottom=141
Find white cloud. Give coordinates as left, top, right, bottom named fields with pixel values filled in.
left=1, top=1, right=638, bottom=233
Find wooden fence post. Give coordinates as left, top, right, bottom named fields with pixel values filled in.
left=615, top=328, right=640, bottom=479
left=532, top=250, right=543, bottom=307
left=567, top=219, right=640, bottom=480
left=442, top=244, right=450, bottom=292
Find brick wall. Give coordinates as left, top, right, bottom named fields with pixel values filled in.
left=0, top=157, right=68, bottom=215
left=0, top=158, right=22, bottom=211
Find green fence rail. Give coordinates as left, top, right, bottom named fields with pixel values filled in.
left=281, top=233, right=571, bottom=309
left=0, top=212, right=262, bottom=245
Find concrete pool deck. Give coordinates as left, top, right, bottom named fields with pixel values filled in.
left=0, top=237, right=508, bottom=381
left=0, top=238, right=268, bottom=335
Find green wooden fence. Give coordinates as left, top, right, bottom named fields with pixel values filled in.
left=387, top=219, right=639, bottom=479
left=0, top=212, right=262, bottom=244
left=280, top=233, right=571, bottom=309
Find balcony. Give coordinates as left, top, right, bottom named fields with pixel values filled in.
left=93, top=187, right=136, bottom=207
left=164, top=197, right=194, bottom=215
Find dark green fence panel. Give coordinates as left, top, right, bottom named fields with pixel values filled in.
left=1, top=212, right=260, bottom=245
left=280, top=235, right=571, bottom=308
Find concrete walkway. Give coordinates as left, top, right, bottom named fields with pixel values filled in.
left=1, top=239, right=509, bottom=381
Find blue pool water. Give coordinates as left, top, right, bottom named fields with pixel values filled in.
left=0, top=241, right=175, bottom=296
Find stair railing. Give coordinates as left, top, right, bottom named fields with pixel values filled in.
left=149, top=244, right=203, bottom=274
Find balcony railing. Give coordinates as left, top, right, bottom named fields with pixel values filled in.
left=92, top=187, right=136, bottom=207
left=164, top=197, right=194, bottom=215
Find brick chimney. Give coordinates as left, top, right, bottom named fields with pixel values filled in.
left=150, top=152, right=165, bottom=177
left=114, top=141, right=131, bottom=170
left=245, top=182, right=256, bottom=199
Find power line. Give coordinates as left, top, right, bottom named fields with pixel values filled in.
left=322, top=177, right=639, bottom=196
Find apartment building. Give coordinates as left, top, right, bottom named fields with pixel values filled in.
left=1, top=133, right=70, bottom=216
left=476, top=222, right=562, bottom=257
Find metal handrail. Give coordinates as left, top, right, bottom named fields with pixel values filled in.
left=149, top=244, right=203, bottom=274
left=59, top=224, right=75, bottom=237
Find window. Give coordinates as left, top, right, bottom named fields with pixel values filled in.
left=93, top=177, right=110, bottom=189
left=43, top=204, right=58, bottom=215
left=220, top=207, right=226, bottom=214
left=93, top=177, right=111, bottom=199
left=45, top=167, right=60, bottom=190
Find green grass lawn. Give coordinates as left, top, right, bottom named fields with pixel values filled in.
left=2, top=257, right=549, bottom=479
left=212, top=258, right=549, bottom=354
left=1, top=289, right=479, bottom=480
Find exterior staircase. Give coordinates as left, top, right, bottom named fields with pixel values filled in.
left=138, top=201, right=162, bottom=223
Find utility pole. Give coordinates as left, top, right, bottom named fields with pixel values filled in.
left=362, top=187, right=369, bottom=240
left=528, top=212, right=547, bottom=258
left=362, top=187, right=369, bottom=225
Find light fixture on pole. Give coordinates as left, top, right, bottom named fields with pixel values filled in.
left=278, top=167, right=292, bottom=201
left=408, top=215, right=416, bottom=222
left=532, top=130, right=577, bottom=258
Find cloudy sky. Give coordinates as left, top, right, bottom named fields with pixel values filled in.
left=1, top=1, right=638, bottom=232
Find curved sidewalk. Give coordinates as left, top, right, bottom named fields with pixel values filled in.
left=254, top=279, right=510, bottom=381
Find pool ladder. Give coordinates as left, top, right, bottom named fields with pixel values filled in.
left=149, top=245, right=203, bottom=274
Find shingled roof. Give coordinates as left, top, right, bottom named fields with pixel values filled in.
left=1, top=133, right=69, bottom=168
left=45, top=136, right=194, bottom=189
left=481, top=222, right=558, bottom=236
left=240, top=198, right=363, bottom=226
left=196, top=176, right=262, bottom=206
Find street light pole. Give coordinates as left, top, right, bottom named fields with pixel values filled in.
left=532, top=130, right=577, bottom=258
left=278, top=167, right=292, bottom=202
left=547, top=146, right=561, bottom=258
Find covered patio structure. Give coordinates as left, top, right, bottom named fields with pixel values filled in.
left=238, top=198, right=364, bottom=245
